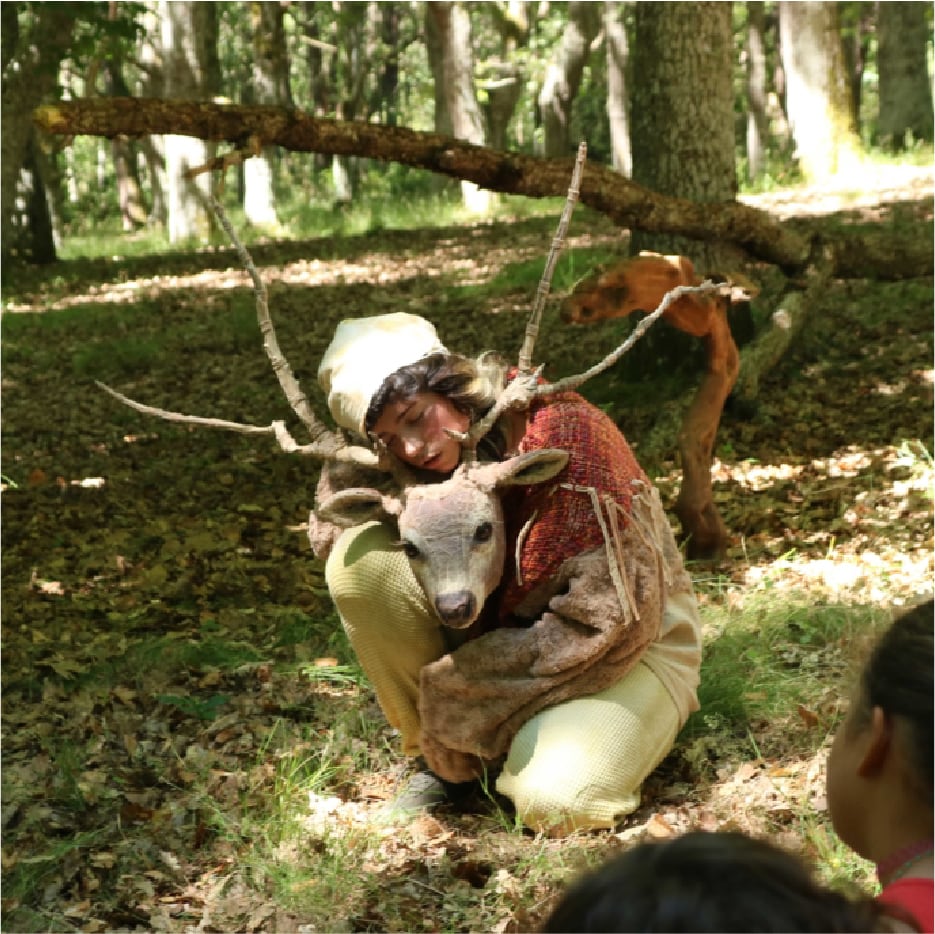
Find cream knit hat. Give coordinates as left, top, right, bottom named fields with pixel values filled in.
left=318, top=313, right=448, bottom=435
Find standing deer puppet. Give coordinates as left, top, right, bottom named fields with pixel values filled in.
left=102, top=183, right=728, bottom=834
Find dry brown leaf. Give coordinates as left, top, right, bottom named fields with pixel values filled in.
left=645, top=812, right=676, bottom=838
left=797, top=704, right=820, bottom=728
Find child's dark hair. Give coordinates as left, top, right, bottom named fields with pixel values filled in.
left=854, top=598, right=933, bottom=802
left=540, top=831, right=894, bottom=933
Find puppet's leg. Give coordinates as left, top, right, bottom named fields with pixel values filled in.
left=496, top=660, right=679, bottom=835
left=325, top=520, right=445, bottom=754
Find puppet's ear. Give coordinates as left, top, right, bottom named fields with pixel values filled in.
left=477, top=449, right=569, bottom=490
left=317, top=488, right=403, bottom=527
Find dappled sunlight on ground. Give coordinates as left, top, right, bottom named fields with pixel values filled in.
left=739, top=163, right=933, bottom=220
left=4, top=231, right=619, bottom=315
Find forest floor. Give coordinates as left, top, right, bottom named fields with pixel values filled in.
left=1, top=166, right=933, bottom=933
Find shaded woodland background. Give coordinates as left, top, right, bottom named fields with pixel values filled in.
left=2, top=1, right=934, bottom=932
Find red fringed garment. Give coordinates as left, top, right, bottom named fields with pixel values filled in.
left=497, top=390, right=648, bottom=621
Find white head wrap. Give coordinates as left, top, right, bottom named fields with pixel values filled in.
left=317, top=313, right=448, bottom=435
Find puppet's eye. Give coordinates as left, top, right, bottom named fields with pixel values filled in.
left=473, top=522, right=493, bottom=544
left=401, top=541, right=421, bottom=560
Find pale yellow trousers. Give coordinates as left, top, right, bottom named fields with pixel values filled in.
left=325, top=521, right=680, bottom=834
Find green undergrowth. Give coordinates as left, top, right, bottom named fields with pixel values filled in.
left=683, top=589, right=889, bottom=746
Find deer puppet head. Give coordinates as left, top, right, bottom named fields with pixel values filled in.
left=317, top=449, right=569, bottom=628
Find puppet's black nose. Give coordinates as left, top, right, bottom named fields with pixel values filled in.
left=435, top=591, right=477, bottom=628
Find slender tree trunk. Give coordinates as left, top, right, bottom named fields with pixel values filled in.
left=375, top=2, right=400, bottom=126
left=778, top=1, right=862, bottom=182
left=159, top=0, right=213, bottom=243
left=877, top=1, right=933, bottom=148
left=2, top=3, right=74, bottom=262
left=745, top=1, right=769, bottom=182
left=482, top=1, right=529, bottom=151
left=839, top=2, right=870, bottom=134
left=245, top=1, right=291, bottom=227
left=427, top=1, right=490, bottom=211
left=137, top=1, right=167, bottom=225
left=425, top=5, right=453, bottom=138
left=106, top=54, right=147, bottom=230
left=604, top=1, right=631, bottom=177
left=331, top=2, right=377, bottom=203
left=537, top=1, right=602, bottom=158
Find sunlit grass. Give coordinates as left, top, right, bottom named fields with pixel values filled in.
left=57, top=190, right=569, bottom=263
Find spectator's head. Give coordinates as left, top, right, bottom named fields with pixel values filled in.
left=826, top=599, right=933, bottom=860
left=540, top=830, right=893, bottom=932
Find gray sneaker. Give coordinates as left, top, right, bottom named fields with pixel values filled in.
left=385, top=769, right=450, bottom=815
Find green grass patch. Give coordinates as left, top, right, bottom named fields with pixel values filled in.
left=684, top=591, right=889, bottom=745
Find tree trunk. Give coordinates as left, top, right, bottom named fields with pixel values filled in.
left=374, top=2, right=400, bottom=127
left=331, top=2, right=379, bottom=204
left=778, top=1, right=862, bottom=182
left=877, top=1, right=933, bottom=149
left=106, top=55, right=148, bottom=231
left=159, top=0, right=213, bottom=243
left=34, top=97, right=934, bottom=280
left=839, top=2, right=870, bottom=134
left=604, top=1, right=631, bottom=177
left=481, top=1, right=528, bottom=151
left=537, top=1, right=602, bottom=159
left=1, top=3, right=74, bottom=263
left=745, top=1, right=770, bottom=182
left=302, top=2, right=331, bottom=118
left=630, top=2, right=738, bottom=272
left=12, top=132, right=58, bottom=264
left=427, top=1, right=490, bottom=212
left=625, top=2, right=742, bottom=557
left=244, top=1, right=291, bottom=228
left=424, top=3, right=453, bottom=138
left=138, top=0, right=168, bottom=225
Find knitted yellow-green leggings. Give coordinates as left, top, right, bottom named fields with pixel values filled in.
left=325, top=521, right=680, bottom=834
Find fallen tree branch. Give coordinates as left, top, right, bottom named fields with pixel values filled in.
left=33, top=96, right=811, bottom=269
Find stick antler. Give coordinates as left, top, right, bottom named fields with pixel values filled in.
left=98, top=195, right=377, bottom=467
left=516, top=141, right=587, bottom=374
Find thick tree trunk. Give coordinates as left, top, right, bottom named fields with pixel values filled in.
left=604, top=1, right=631, bottom=177
left=630, top=2, right=737, bottom=273
left=877, top=1, right=933, bottom=149
left=537, top=1, right=602, bottom=159
left=778, top=1, right=862, bottom=182
left=33, top=97, right=934, bottom=280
